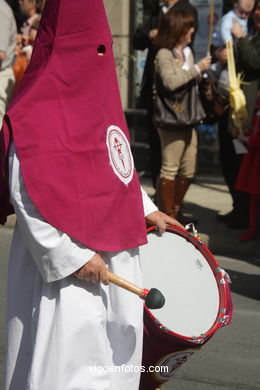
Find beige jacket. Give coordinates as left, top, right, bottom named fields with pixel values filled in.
left=155, top=47, right=200, bottom=91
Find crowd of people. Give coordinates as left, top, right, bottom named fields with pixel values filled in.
left=134, top=0, right=260, bottom=241
left=0, top=0, right=44, bottom=127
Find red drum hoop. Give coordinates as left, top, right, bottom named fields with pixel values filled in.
left=139, top=225, right=233, bottom=389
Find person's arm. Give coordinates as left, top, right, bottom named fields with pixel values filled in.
left=236, top=36, right=260, bottom=73
left=0, top=12, right=9, bottom=67
left=156, top=49, right=199, bottom=91
left=141, top=187, right=158, bottom=217
left=9, top=143, right=96, bottom=283
left=156, top=49, right=211, bottom=91
left=133, top=15, right=158, bottom=50
left=133, top=24, right=151, bottom=50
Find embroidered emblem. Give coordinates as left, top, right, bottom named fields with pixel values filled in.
left=152, top=349, right=197, bottom=383
left=106, top=125, right=134, bottom=185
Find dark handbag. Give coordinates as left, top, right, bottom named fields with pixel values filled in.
left=153, top=71, right=206, bottom=130
left=199, top=72, right=227, bottom=124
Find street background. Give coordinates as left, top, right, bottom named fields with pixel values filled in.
left=1, top=172, right=259, bottom=390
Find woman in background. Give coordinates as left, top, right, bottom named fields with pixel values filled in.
left=153, top=8, right=211, bottom=223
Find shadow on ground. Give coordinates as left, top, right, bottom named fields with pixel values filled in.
left=224, top=268, right=260, bottom=301
left=183, top=200, right=260, bottom=261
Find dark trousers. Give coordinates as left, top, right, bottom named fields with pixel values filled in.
left=218, top=112, right=249, bottom=223
left=146, top=104, right=161, bottom=188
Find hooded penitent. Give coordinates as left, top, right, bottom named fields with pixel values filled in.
left=0, top=0, right=147, bottom=251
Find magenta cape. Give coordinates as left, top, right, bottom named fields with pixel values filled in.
left=0, top=0, right=147, bottom=251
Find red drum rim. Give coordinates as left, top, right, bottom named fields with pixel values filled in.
left=144, top=224, right=233, bottom=344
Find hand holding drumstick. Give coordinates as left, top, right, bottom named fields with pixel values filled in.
left=74, top=211, right=181, bottom=308
left=74, top=253, right=165, bottom=309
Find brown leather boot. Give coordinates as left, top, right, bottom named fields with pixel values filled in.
left=174, top=176, right=190, bottom=215
left=174, top=176, right=198, bottom=224
left=156, top=177, right=176, bottom=217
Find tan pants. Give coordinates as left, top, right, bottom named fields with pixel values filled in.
left=0, top=66, right=15, bottom=129
left=157, top=127, right=198, bottom=180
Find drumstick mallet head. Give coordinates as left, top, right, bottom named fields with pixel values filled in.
left=140, top=288, right=165, bottom=309
left=107, top=271, right=165, bottom=309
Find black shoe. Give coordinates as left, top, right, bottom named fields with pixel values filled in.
left=216, top=210, right=233, bottom=223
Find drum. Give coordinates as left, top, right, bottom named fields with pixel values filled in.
left=139, top=225, right=233, bottom=390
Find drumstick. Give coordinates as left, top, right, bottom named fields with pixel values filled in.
left=107, top=271, right=165, bottom=309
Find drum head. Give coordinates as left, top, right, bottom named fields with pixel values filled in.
left=140, top=228, right=220, bottom=338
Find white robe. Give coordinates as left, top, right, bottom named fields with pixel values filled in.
left=4, top=143, right=157, bottom=390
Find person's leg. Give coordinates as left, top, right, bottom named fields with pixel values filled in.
left=146, top=110, right=161, bottom=189
left=239, top=194, right=260, bottom=241
left=156, top=129, right=186, bottom=217
left=4, top=227, right=39, bottom=390
left=218, top=112, right=237, bottom=203
left=218, top=112, right=249, bottom=227
left=176, top=128, right=198, bottom=221
left=224, top=151, right=249, bottom=228
left=105, top=248, right=143, bottom=390
left=156, top=176, right=176, bottom=217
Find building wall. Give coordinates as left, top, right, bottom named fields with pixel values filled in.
left=104, top=0, right=131, bottom=109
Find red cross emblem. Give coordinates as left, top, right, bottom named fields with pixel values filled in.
left=106, top=126, right=134, bottom=185
left=113, top=137, right=125, bottom=169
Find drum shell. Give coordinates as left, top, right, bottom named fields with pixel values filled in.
left=140, top=308, right=204, bottom=390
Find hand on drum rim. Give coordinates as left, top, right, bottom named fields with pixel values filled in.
left=146, top=211, right=184, bottom=234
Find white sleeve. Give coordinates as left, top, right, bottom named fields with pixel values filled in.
left=8, top=143, right=95, bottom=283
left=141, top=187, right=158, bottom=217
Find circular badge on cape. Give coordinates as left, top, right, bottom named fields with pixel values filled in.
left=106, top=125, right=134, bottom=185
left=152, top=349, right=198, bottom=383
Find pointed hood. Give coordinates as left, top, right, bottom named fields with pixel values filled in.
left=1, top=0, right=147, bottom=251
